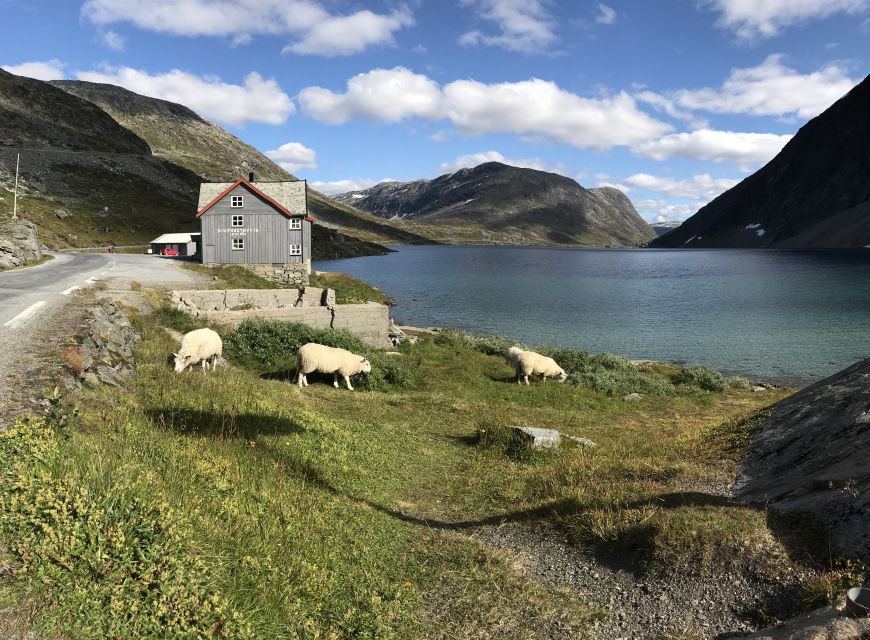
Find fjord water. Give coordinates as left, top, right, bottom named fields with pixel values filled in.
left=317, top=245, right=870, bottom=383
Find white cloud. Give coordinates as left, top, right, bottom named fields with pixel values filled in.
left=265, top=141, right=317, bottom=173
left=75, top=67, right=295, bottom=126
left=442, top=79, right=672, bottom=149
left=1, top=59, right=66, bottom=80
left=595, top=3, right=618, bottom=25
left=283, top=8, right=413, bottom=56
left=623, top=173, right=740, bottom=200
left=437, top=151, right=568, bottom=175
left=310, top=178, right=386, bottom=195
left=99, top=29, right=125, bottom=51
left=300, top=68, right=673, bottom=149
left=635, top=199, right=701, bottom=223
left=634, top=91, right=709, bottom=128
left=458, top=0, right=557, bottom=53
left=636, top=129, right=792, bottom=164
left=707, top=0, right=869, bottom=39
left=81, top=0, right=414, bottom=57
left=298, top=67, right=442, bottom=124
left=669, top=55, right=858, bottom=119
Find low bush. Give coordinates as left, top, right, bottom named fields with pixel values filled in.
left=544, top=347, right=677, bottom=397
left=675, top=364, right=727, bottom=392
left=225, top=320, right=421, bottom=391
left=152, top=304, right=205, bottom=334
left=473, top=424, right=544, bottom=463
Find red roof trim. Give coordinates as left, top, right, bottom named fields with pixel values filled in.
left=195, top=178, right=307, bottom=219
left=304, top=214, right=316, bottom=222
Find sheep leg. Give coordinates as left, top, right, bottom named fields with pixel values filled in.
left=344, top=374, right=354, bottom=391
left=297, top=372, right=305, bottom=388
left=523, top=374, right=530, bottom=385
left=333, top=373, right=340, bottom=388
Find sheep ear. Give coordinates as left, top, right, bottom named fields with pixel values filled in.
left=172, top=352, right=179, bottom=358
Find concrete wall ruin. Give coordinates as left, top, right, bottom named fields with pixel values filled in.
left=171, top=288, right=390, bottom=349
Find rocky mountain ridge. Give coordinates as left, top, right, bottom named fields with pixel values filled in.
left=652, top=74, right=870, bottom=248
left=335, top=162, right=656, bottom=247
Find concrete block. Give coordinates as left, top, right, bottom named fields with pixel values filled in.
left=298, top=287, right=324, bottom=307
left=323, top=288, right=336, bottom=307
left=511, top=426, right=561, bottom=450
left=622, top=393, right=644, bottom=401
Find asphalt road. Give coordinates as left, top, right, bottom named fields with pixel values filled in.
left=0, top=253, right=199, bottom=330
left=0, top=253, right=201, bottom=413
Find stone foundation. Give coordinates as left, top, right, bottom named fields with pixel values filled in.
left=245, top=262, right=310, bottom=286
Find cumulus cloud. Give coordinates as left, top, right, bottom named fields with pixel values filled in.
left=707, top=0, right=869, bottom=40
left=634, top=199, right=701, bottom=223
left=634, top=91, right=709, bottom=128
left=1, top=59, right=66, bottom=80
left=458, top=0, right=557, bottom=53
left=623, top=173, right=740, bottom=200
left=298, top=67, right=442, bottom=124
left=442, top=79, right=672, bottom=148
left=81, top=0, right=414, bottom=56
left=636, top=129, right=792, bottom=164
left=99, top=29, right=125, bottom=51
left=437, top=151, right=568, bottom=175
left=284, top=8, right=413, bottom=56
left=299, top=68, right=673, bottom=149
left=595, top=3, right=618, bottom=25
left=310, top=178, right=388, bottom=195
left=265, top=141, right=317, bottom=173
left=667, top=55, right=858, bottom=119
left=75, top=67, right=295, bottom=126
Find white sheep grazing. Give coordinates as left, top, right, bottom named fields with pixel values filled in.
left=505, top=346, right=568, bottom=385
left=173, top=328, right=222, bottom=374
left=296, top=343, right=372, bottom=391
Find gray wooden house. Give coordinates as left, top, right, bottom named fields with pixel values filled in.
left=196, top=177, right=313, bottom=268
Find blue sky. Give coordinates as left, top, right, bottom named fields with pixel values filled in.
left=2, top=0, right=869, bottom=222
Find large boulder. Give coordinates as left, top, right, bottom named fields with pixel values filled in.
left=0, top=218, right=41, bottom=269
left=734, top=358, right=870, bottom=560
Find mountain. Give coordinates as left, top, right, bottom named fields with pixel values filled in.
left=51, top=80, right=433, bottom=248
left=0, top=69, right=203, bottom=248
left=651, top=221, right=682, bottom=237
left=651, top=74, right=870, bottom=248
left=334, top=162, right=655, bottom=246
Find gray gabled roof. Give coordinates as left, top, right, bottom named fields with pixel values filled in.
left=197, top=180, right=307, bottom=215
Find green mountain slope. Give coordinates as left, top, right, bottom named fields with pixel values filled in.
left=51, top=80, right=433, bottom=247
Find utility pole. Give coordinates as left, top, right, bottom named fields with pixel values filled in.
left=12, top=152, right=19, bottom=219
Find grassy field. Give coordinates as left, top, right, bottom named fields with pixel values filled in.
left=2, top=296, right=825, bottom=639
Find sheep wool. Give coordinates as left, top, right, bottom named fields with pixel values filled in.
left=174, top=328, right=223, bottom=374
left=505, top=347, right=568, bottom=385
left=296, top=343, right=372, bottom=391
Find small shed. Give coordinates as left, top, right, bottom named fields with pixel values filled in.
left=150, top=232, right=199, bottom=256
left=196, top=178, right=314, bottom=268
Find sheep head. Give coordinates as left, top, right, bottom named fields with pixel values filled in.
left=360, top=358, right=372, bottom=374
left=173, top=352, right=191, bottom=373
left=557, top=369, right=568, bottom=382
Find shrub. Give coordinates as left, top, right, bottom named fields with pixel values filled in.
left=433, top=329, right=472, bottom=349
left=226, top=320, right=421, bottom=391
left=473, top=423, right=544, bottom=463
left=727, top=376, right=751, bottom=390
left=543, top=347, right=677, bottom=397
left=152, top=305, right=205, bottom=334
left=58, top=346, right=85, bottom=376
left=675, top=364, right=727, bottom=392
left=467, top=334, right=518, bottom=357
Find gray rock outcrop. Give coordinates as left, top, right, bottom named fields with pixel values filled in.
left=76, top=300, right=140, bottom=387
left=735, top=358, right=870, bottom=560
left=0, top=218, right=41, bottom=269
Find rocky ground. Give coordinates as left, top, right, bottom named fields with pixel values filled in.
left=471, top=522, right=813, bottom=640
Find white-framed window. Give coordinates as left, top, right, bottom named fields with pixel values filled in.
left=289, top=244, right=302, bottom=256
left=232, top=237, right=245, bottom=251
left=289, top=218, right=302, bottom=230
left=232, top=214, right=244, bottom=227
left=231, top=195, right=244, bottom=208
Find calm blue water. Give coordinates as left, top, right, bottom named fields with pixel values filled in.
left=316, top=246, right=870, bottom=383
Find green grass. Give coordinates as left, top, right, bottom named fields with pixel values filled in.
left=309, top=271, right=395, bottom=306
left=181, top=263, right=280, bottom=289
left=1, top=303, right=809, bottom=638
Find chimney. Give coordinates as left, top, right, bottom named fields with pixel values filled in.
left=248, top=171, right=255, bottom=182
